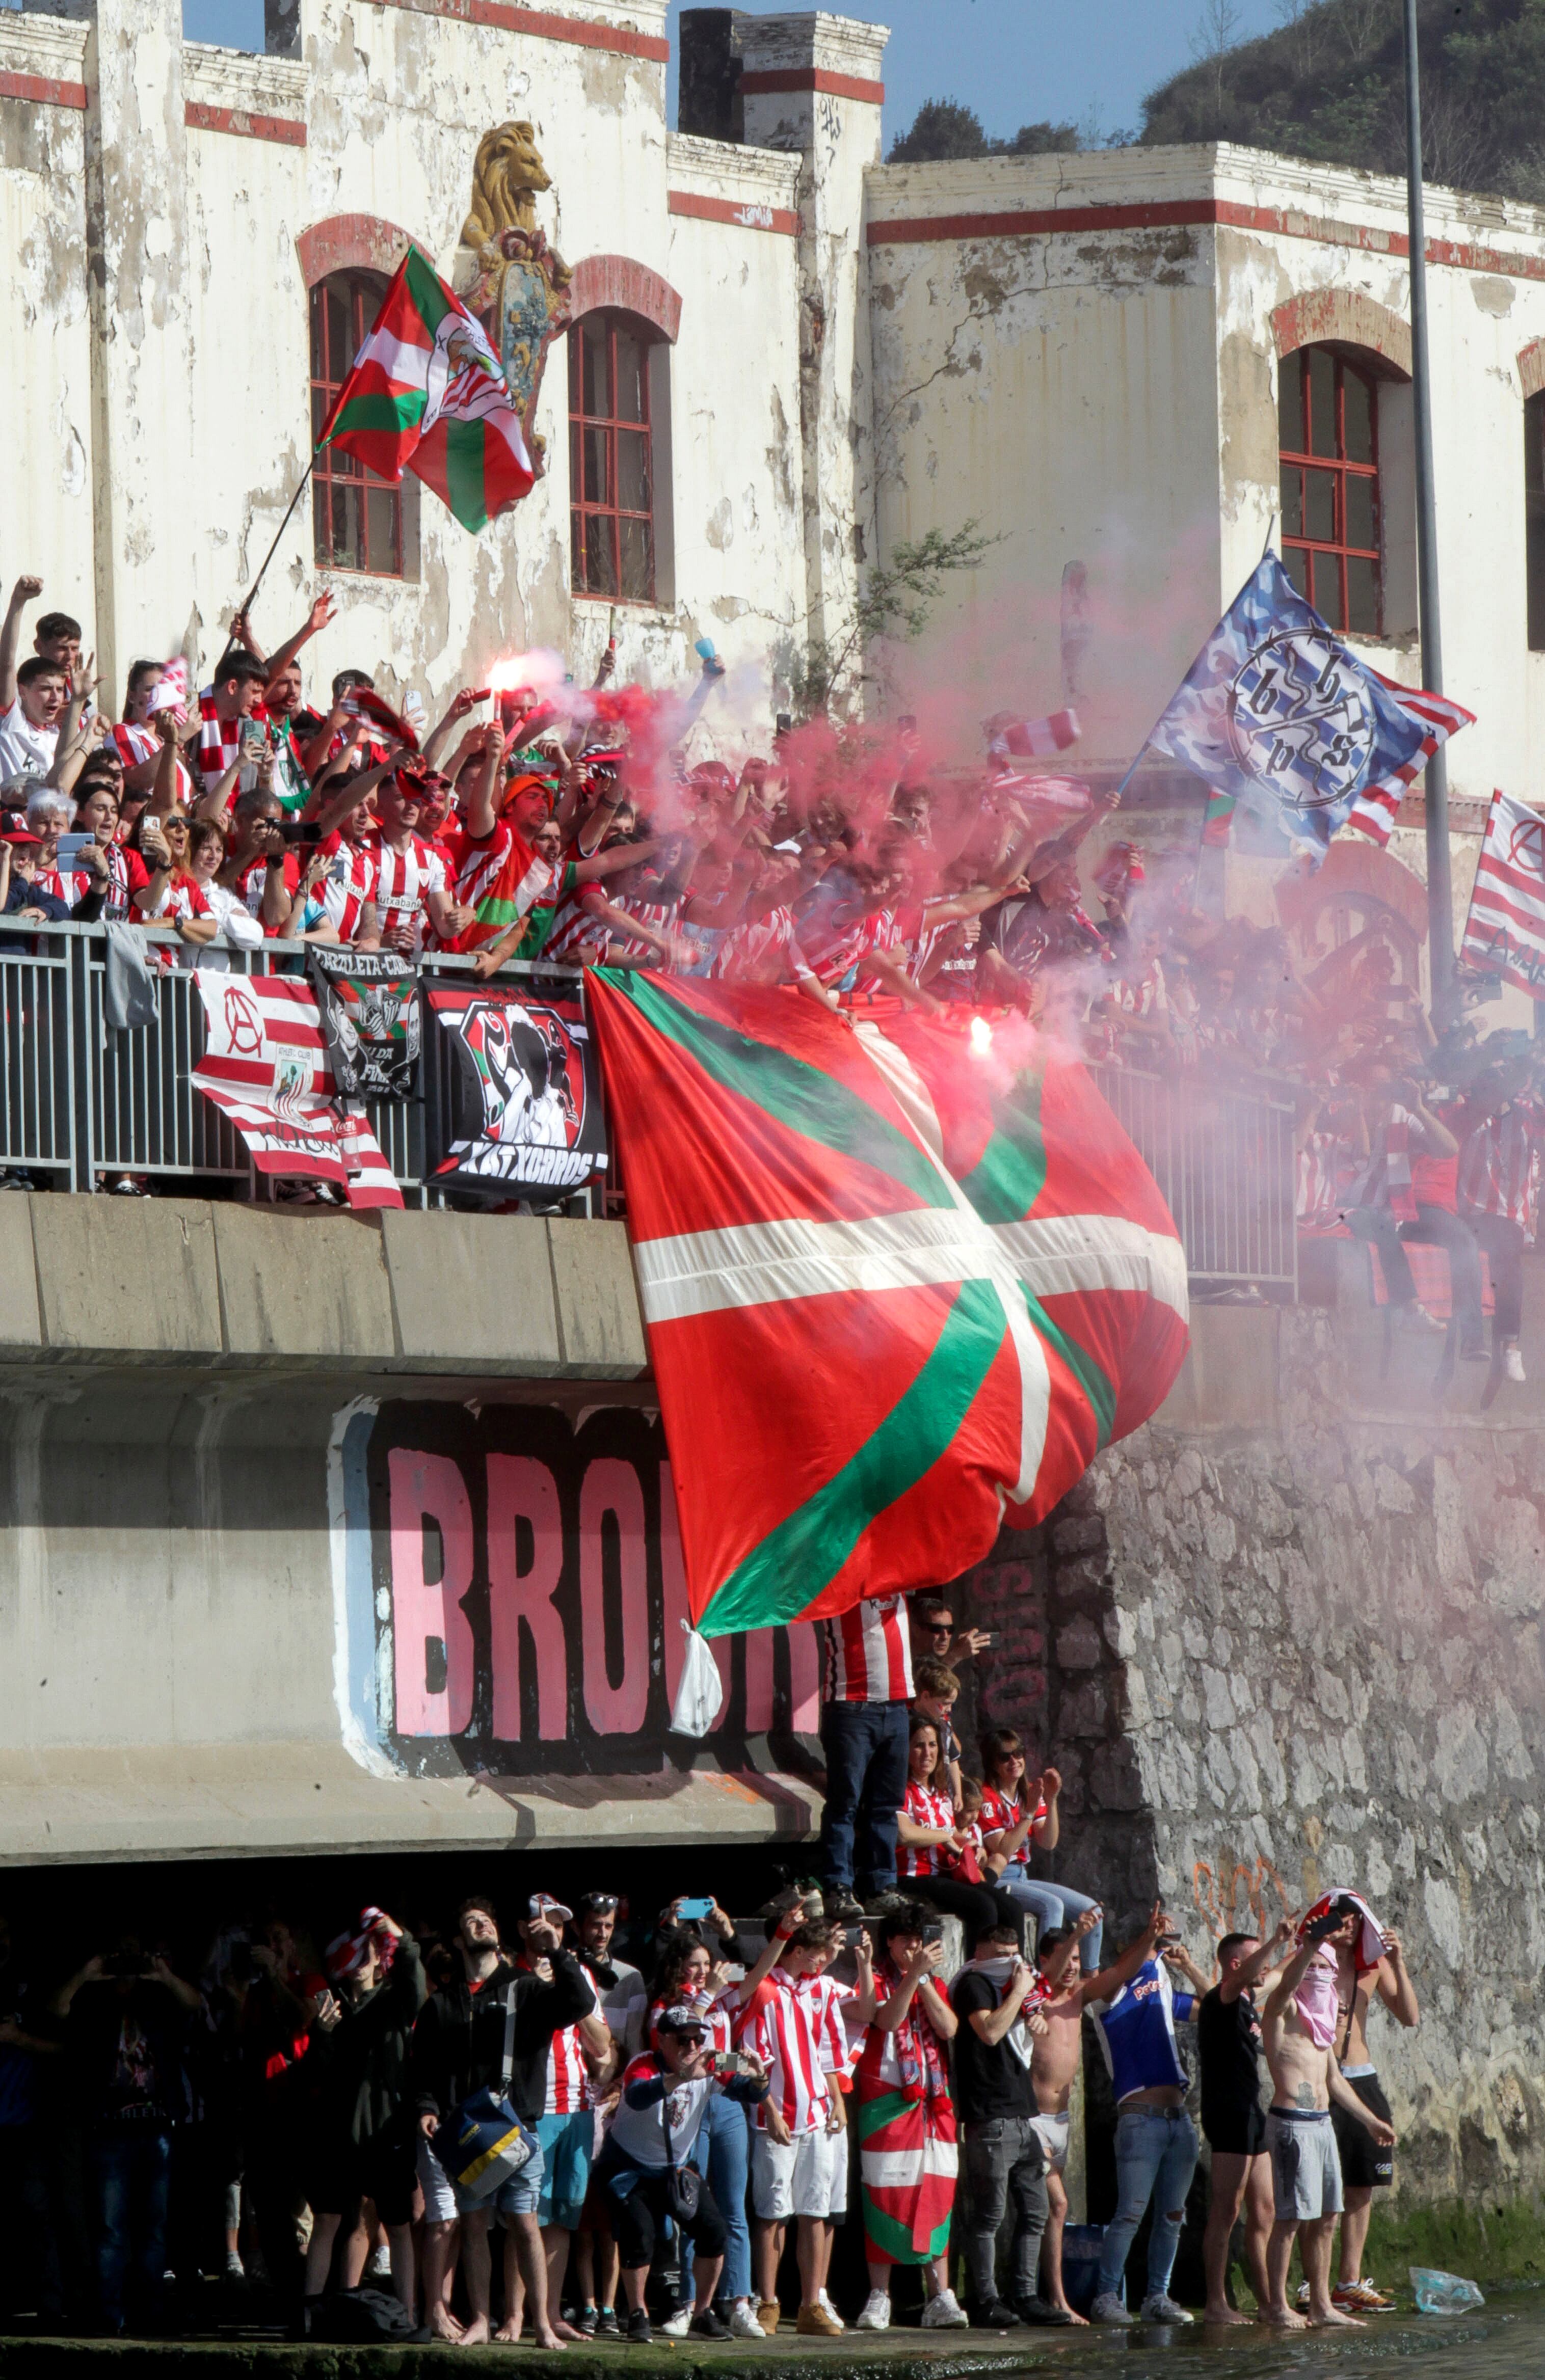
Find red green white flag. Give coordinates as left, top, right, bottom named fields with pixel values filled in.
left=584, top=973, right=1189, bottom=1730
left=319, top=246, right=534, bottom=532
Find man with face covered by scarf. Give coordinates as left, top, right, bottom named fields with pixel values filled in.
left=949, top=1925, right=1057, bottom=2327
left=1259, top=1907, right=1396, bottom=2330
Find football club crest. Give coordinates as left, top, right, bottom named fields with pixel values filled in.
left=1226, top=630, right=1377, bottom=810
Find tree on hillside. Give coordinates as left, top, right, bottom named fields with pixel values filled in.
left=1141, top=0, right=1545, bottom=205
left=888, top=99, right=1081, bottom=165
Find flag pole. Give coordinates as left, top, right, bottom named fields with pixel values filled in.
left=1404, top=0, right=1456, bottom=1026
left=235, top=455, right=318, bottom=626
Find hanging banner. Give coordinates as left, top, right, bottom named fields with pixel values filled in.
left=426, top=983, right=606, bottom=1197
left=308, top=947, right=421, bottom=1101
left=191, top=970, right=402, bottom=1208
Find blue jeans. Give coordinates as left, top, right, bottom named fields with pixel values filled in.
left=997, top=1873, right=1104, bottom=1972
left=92, top=2126, right=171, bottom=2333
left=686, top=2089, right=751, bottom=2304
left=818, top=1698, right=909, bottom=1898
left=1095, top=2106, right=1198, bottom=2306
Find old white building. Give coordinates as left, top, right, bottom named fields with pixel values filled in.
left=5, top=0, right=1545, bottom=959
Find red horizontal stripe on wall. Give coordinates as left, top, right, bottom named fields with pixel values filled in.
left=866, top=192, right=1545, bottom=286
left=0, top=69, right=88, bottom=110
left=368, top=0, right=669, bottom=61
left=185, top=100, right=307, bottom=145
left=739, top=66, right=883, bottom=103
left=668, top=188, right=800, bottom=237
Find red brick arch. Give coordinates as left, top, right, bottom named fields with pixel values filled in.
left=1271, top=291, right=1411, bottom=380
left=567, top=254, right=682, bottom=342
left=296, top=214, right=424, bottom=287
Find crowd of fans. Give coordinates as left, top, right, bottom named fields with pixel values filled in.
left=0, top=1594, right=1419, bottom=2344
left=0, top=571, right=1536, bottom=1372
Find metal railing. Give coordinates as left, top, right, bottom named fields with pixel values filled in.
left=0, top=923, right=591, bottom=1209
left=0, top=927, right=1299, bottom=1284
left=1089, top=1060, right=1298, bottom=1293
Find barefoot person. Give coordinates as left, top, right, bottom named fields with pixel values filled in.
left=1260, top=1913, right=1397, bottom=2330
left=1330, top=1907, right=1418, bottom=2312
left=1197, top=1921, right=1293, bottom=2323
left=1027, top=1906, right=1167, bottom=2325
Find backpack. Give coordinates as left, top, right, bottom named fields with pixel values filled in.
left=307, top=2286, right=422, bottom=2342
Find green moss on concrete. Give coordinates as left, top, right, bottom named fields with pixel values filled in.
left=0, top=2343, right=1032, bottom=2380
left=1365, top=2195, right=1545, bottom=2287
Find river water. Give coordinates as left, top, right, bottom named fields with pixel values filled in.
left=978, top=2286, right=1545, bottom=2380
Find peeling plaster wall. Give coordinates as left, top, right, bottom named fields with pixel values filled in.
left=952, top=1299, right=1545, bottom=2208
left=868, top=140, right=1545, bottom=805
left=0, top=19, right=94, bottom=621
left=1, top=0, right=813, bottom=722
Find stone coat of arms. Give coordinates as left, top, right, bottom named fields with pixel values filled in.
left=451, top=121, right=573, bottom=476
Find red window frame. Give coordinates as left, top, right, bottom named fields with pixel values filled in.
left=1278, top=347, right=1381, bottom=635
left=568, top=311, right=656, bottom=606
left=310, top=270, right=405, bottom=579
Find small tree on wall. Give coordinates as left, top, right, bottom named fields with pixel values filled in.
left=791, top=519, right=1000, bottom=720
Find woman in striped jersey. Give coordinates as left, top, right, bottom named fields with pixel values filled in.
left=854, top=1899, right=965, bottom=2332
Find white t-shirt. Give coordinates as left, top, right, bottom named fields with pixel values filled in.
left=0, top=698, right=57, bottom=783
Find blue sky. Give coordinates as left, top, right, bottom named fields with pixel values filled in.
left=177, top=0, right=1283, bottom=144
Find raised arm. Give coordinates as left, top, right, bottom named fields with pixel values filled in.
left=0, top=576, right=40, bottom=712
left=1075, top=1899, right=1163, bottom=2011
left=1374, top=1931, right=1419, bottom=2028
left=1220, top=1916, right=1295, bottom=2005
left=256, top=590, right=335, bottom=685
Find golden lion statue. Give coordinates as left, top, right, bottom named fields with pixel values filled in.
left=460, top=122, right=551, bottom=258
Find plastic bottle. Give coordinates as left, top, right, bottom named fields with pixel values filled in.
left=1409, top=2266, right=1485, bottom=2315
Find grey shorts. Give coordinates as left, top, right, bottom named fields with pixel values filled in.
left=1265, top=2108, right=1342, bottom=2222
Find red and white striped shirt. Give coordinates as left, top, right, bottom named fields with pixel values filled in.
left=896, top=1779, right=955, bottom=1879
left=313, top=833, right=379, bottom=943
left=197, top=691, right=247, bottom=793
left=977, top=1782, right=1047, bottom=1869
left=110, top=721, right=193, bottom=804
left=1458, top=1098, right=1545, bottom=1240
left=739, top=1967, right=850, bottom=2133
left=545, top=878, right=608, bottom=964
left=711, top=907, right=797, bottom=983
left=237, top=850, right=300, bottom=935
left=521, top=1956, right=602, bottom=2116
left=647, top=1986, right=736, bottom=2057
left=823, top=1594, right=914, bottom=1705
left=367, top=831, right=446, bottom=954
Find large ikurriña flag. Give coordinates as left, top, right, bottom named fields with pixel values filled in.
left=1149, top=556, right=1472, bottom=853
left=584, top=972, right=1188, bottom=1730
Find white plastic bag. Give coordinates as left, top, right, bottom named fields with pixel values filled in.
left=669, top=1624, right=725, bottom=1738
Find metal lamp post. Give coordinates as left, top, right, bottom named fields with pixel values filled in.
left=1404, top=0, right=1455, bottom=1024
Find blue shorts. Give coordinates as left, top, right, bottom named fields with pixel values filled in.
left=534, top=2108, right=594, bottom=2230
left=417, top=2132, right=545, bottom=2222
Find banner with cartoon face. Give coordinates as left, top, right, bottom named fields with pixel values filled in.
left=426, top=984, right=606, bottom=1197
left=309, top=948, right=421, bottom=1102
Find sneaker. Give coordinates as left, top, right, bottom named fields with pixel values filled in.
left=1460, top=1341, right=1490, bottom=1364
left=1504, top=1345, right=1527, bottom=1384
left=1333, top=2279, right=1397, bottom=2311
left=920, top=2288, right=969, bottom=2329
left=974, top=2297, right=1021, bottom=2327
left=625, top=2308, right=653, bottom=2343
left=1017, top=2297, right=1074, bottom=2324
left=729, top=2303, right=766, bottom=2340
left=1401, top=1302, right=1446, bottom=1334
left=855, top=2289, right=891, bottom=2332
left=818, top=2289, right=845, bottom=2330
left=690, top=2308, right=732, bottom=2341
left=1140, top=2294, right=1194, bottom=2324
left=1296, top=2282, right=1313, bottom=2308
left=756, top=1880, right=806, bottom=1925
left=367, top=2244, right=391, bottom=2280
left=825, top=1889, right=866, bottom=1925
left=595, top=2308, right=621, bottom=2338
left=757, top=2299, right=782, bottom=2335
left=222, top=2253, right=245, bottom=2283
left=659, top=2303, right=693, bottom=2338
left=796, top=2303, right=843, bottom=2336
left=1089, top=2292, right=1136, bottom=2326
left=575, top=2305, right=599, bottom=2336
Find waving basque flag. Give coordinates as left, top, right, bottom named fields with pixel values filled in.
left=1146, top=555, right=1472, bottom=854
left=585, top=973, right=1189, bottom=1732
left=318, top=246, right=534, bottom=532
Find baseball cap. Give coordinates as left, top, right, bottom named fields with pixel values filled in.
left=1, top=829, right=41, bottom=847
left=524, top=1891, right=573, bottom=1925
left=656, top=2004, right=709, bottom=2038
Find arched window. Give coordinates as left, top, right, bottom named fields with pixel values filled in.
left=310, top=269, right=408, bottom=578
left=569, top=311, right=658, bottom=604
left=1278, top=346, right=1381, bottom=634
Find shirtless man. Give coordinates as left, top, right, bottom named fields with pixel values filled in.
left=1328, top=1922, right=1418, bottom=2312
left=1260, top=1914, right=1397, bottom=2330
left=1026, top=1905, right=1164, bottom=2323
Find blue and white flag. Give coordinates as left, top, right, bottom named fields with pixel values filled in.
left=1147, top=556, right=1473, bottom=854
